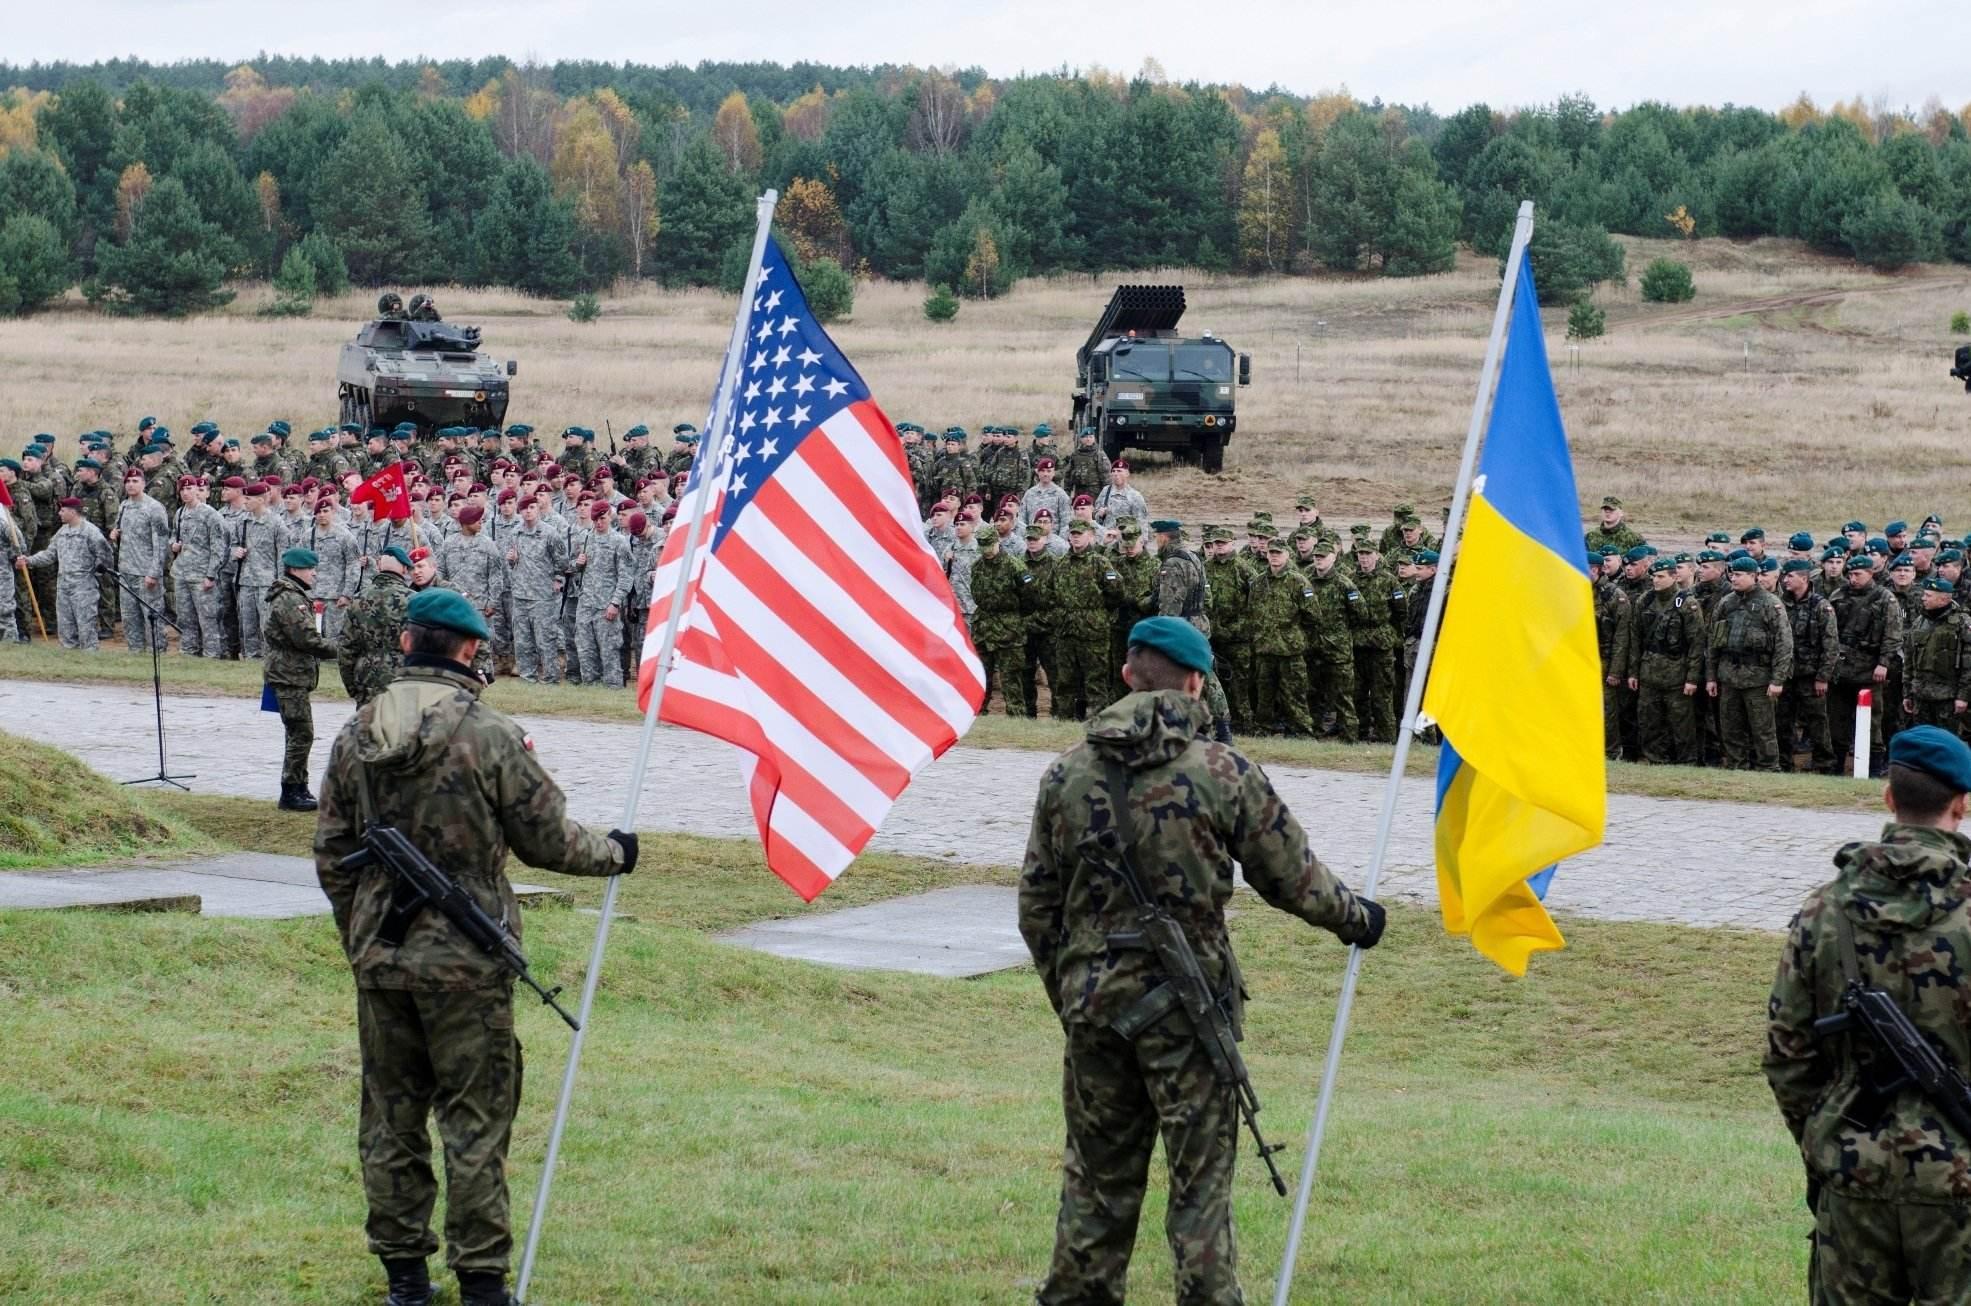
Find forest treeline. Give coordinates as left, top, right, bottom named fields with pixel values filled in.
left=0, top=56, right=1968, bottom=315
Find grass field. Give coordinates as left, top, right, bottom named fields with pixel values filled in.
left=5, top=235, right=1968, bottom=537
left=0, top=794, right=1808, bottom=1304
left=0, top=729, right=212, bottom=869
left=0, top=644, right=1892, bottom=812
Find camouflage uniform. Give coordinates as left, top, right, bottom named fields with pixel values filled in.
left=1902, top=600, right=1971, bottom=734
left=1594, top=576, right=1634, bottom=760
left=0, top=510, right=20, bottom=642
left=1830, top=581, right=1904, bottom=774
left=1765, top=823, right=1971, bottom=1306
left=338, top=570, right=414, bottom=704
left=1153, top=536, right=1231, bottom=733
left=21, top=519, right=110, bottom=649
left=1709, top=585, right=1794, bottom=771
left=237, top=510, right=285, bottom=657
left=19, top=466, right=59, bottom=637
left=1107, top=540, right=1158, bottom=706
left=1304, top=563, right=1360, bottom=742
left=573, top=526, right=634, bottom=687
left=1630, top=584, right=1705, bottom=764
left=76, top=478, right=119, bottom=638
left=929, top=448, right=983, bottom=501
left=304, top=519, right=362, bottom=643
left=1019, top=690, right=1376, bottom=1306
left=1046, top=538, right=1123, bottom=719
left=1061, top=443, right=1107, bottom=503
left=971, top=541, right=1033, bottom=716
left=1021, top=545, right=1061, bottom=715
left=1203, top=545, right=1256, bottom=730
left=314, top=661, right=623, bottom=1284
left=506, top=521, right=568, bottom=683
left=263, top=572, right=339, bottom=790
left=1348, top=560, right=1402, bottom=743
left=173, top=499, right=229, bottom=657
left=1778, top=584, right=1842, bottom=773
left=114, top=493, right=171, bottom=652
left=1249, top=562, right=1316, bottom=734
left=1584, top=521, right=1644, bottom=557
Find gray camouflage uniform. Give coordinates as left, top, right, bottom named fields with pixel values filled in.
left=23, top=520, right=111, bottom=649
left=113, top=493, right=171, bottom=652
left=237, top=510, right=286, bottom=657
left=172, top=501, right=229, bottom=657
left=506, top=522, right=568, bottom=683
left=574, top=526, right=634, bottom=687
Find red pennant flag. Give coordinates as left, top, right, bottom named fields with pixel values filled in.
left=0, top=475, right=13, bottom=509
left=351, top=461, right=411, bottom=522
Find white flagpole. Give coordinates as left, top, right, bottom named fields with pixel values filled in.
left=517, top=188, right=780, bottom=1303
left=1271, top=200, right=1537, bottom=1306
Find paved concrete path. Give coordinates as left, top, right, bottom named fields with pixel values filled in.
left=719, top=886, right=1029, bottom=977
left=0, top=850, right=564, bottom=918
left=0, top=681, right=1865, bottom=934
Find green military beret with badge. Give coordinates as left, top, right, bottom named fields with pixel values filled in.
left=406, top=587, right=492, bottom=641
left=1920, top=576, right=1954, bottom=593
left=1781, top=558, right=1814, bottom=574
left=1940, top=549, right=1965, bottom=565
left=1788, top=532, right=1815, bottom=551
left=380, top=546, right=412, bottom=567
left=1887, top=725, right=1971, bottom=794
left=282, top=548, right=319, bottom=569
left=1649, top=557, right=1676, bottom=574
left=1127, top=616, right=1213, bottom=675
left=1150, top=519, right=1181, bottom=534
left=1728, top=557, right=1757, bottom=573
left=1845, top=554, right=1875, bottom=572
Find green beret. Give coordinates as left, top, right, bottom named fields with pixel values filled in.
left=380, top=545, right=412, bottom=568
left=1740, top=527, right=1764, bottom=542
left=1788, top=532, right=1816, bottom=550
left=29, top=432, right=52, bottom=445
left=1032, top=424, right=1052, bottom=436
left=1127, top=616, right=1214, bottom=676
left=1845, top=554, right=1875, bottom=572
left=1921, top=575, right=1954, bottom=593
left=138, top=415, right=156, bottom=429
left=224, top=438, right=240, bottom=449
left=1843, top=520, right=1866, bottom=534
left=1940, top=549, right=1965, bottom=564
left=1150, top=519, right=1182, bottom=535
left=672, top=422, right=697, bottom=435
left=1758, top=557, right=1778, bottom=572
left=1697, top=549, right=1726, bottom=563
left=943, top=431, right=966, bottom=445
left=281, top=547, right=319, bottom=569
left=406, top=587, right=492, bottom=640
left=1891, top=553, right=1916, bottom=570
left=1728, top=557, right=1757, bottom=573
left=1781, top=558, right=1814, bottom=574
left=1866, top=538, right=1890, bottom=555
left=308, top=431, right=330, bottom=444
left=1705, top=532, right=1731, bottom=545
left=1623, top=545, right=1654, bottom=563
left=580, top=429, right=596, bottom=442
left=507, top=424, right=533, bottom=437
left=626, top=424, right=649, bottom=438
left=251, top=433, right=273, bottom=446
left=1415, top=549, right=1439, bottom=566
left=268, top=421, right=291, bottom=437
left=677, top=433, right=699, bottom=445
left=1888, top=725, right=1971, bottom=794
left=1886, top=521, right=1909, bottom=535
left=0, top=459, right=19, bottom=472
left=1648, top=557, right=1676, bottom=574
left=75, top=457, right=101, bottom=470
left=1916, top=535, right=1940, bottom=549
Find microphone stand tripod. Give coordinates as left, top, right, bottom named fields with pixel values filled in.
left=102, top=566, right=195, bottom=791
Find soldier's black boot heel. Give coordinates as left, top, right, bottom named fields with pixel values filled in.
left=381, top=1257, right=433, bottom=1306
left=457, top=1270, right=516, bottom=1306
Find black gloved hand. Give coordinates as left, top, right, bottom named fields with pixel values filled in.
left=607, top=829, right=639, bottom=876
left=1352, top=899, right=1386, bottom=950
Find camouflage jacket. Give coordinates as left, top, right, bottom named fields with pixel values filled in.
left=23, top=520, right=111, bottom=583
left=1903, top=605, right=1971, bottom=704
left=1593, top=578, right=1634, bottom=680
left=1784, top=587, right=1841, bottom=686
left=1110, top=549, right=1157, bottom=633
left=1019, top=690, right=1375, bottom=1028
left=1631, top=587, right=1706, bottom=688
left=504, top=521, right=568, bottom=603
left=173, top=501, right=229, bottom=583
left=1061, top=447, right=1107, bottom=501
left=1249, top=567, right=1315, bottom=657
left=1830, top=583, right=1904, bottom=684
left=929, top=451, right=982, bottom=500
left=1708, top=586, right=1793, bottom=688
left=302, top=521, right=362, bottom=601
left=945, top=535, right=980, bottom=616
left=575, top=528, right=634, bottom=612
left=1204, top=555, right=1255, bottom=644
left=1153, top=543, right=1210, bottom=637
left=314, top=661, right=622, bottom=990
left=20, top=470, right=57, bottom=546
left=982, top=444, right=1032, bottom=504
left=114, top=494, right=170, bottom=581
left=1303, top=568, right=1357, bottom=663
left=439, top=530, right=504, bottom=610
left=338, top=570, right=413, bottom=702
left=1584, top=522, right=1645, bottom=556
left=1018, top=482, right=1071, bottom=529
left=1349, top=564, right=1400, bottom=650
left=1046, top=546, right=1121, bottom=640
left=239, top=511, right=285, bottom=586
left=1765, top=824, right=1971, bottom=1203
left=968, top=547, right=1031, bottom=648
left=263, top=573, right=337, bottom=690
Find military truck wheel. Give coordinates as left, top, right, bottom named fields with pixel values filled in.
left=1199, top=432, right=1225, bottom=475
left=339, top=389, right=356, bottom=426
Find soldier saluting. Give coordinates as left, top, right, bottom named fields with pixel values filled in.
left=314, top=589, right=636, bottom=1306
left=1019, top=616, right=1384, bottom=1304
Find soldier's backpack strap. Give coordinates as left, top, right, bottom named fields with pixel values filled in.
left=1829, top=899, right=1863, bottom=989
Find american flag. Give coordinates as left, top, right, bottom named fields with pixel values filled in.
left=637, top=236, right=986, bottom=900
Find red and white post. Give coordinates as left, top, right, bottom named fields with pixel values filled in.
left=1853, top=689, right=1872, bottom=780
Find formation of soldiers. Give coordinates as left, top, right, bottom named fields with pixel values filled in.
left=0, top=417, right=704, bottom=692
left=1587, top=496, right=1970, bottom=776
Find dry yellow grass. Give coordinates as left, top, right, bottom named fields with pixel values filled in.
left=6, top=235, right=1969, bottom=537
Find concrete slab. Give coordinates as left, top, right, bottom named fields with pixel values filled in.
left=0, top=854, right=569, bottom=920
left=719, top=885, right=1031, bottom=978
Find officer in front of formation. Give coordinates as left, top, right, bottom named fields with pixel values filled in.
left=314, top=589, right=639, bottom=1306
left=1018, top=616, right=1385, bottom=1305
left=264, top=546, right=339, bottom=811
left=1765, top=725, right=1971, bottom=1305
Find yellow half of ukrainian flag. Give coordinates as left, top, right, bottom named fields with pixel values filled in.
left=1421, top=255, right=1607, bottom=976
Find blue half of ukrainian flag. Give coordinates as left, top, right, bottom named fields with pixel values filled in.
left=1421, top=254, right=1607, bottom=975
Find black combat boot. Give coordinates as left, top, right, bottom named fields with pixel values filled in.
left=277, top=783, right=318, bottom=812
left=381, top=1258, right=434, bottom=1306
left=457, top=1270, right=517, bottom=1306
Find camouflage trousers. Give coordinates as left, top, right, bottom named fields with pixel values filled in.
left=981, top=643, right=1028, bottom=717
left=1811, top=1191, right=1971, bottom=1305
left=1040, top=1021, right=1242, bottom=1306
left=28, top=555, right=56, bottom=643
left=575, top=608, right=625, bottom=688
left=1353, top=644, right=1397, bottom=743
left=1252, top=652, right=1312, bottom=735
left=1210, top=639, right=1254, bottom=732
left=1601, top=678, right=1622, bottom=760
left=1907, top=699, right=1968, bottom=738
left=53, top=579, right=100, bottom=651
left=239, top=582, right=271, bottom=658
left=99, top=561, right=120, bottom=639
left=1636, top=680, right=1697, bottom=764
left=273, top=687, right=313, bottom=788
left=1051, top=626, right=1110, bottom=721
left=1024, top=631, right=1059, bottom=720
left=1306, top=653, right=1356, bottom=743
left=119, top=573, right=167, bottom=653
left=1201, top=671, right=1230, bottom=736
left=0, top=560, right=16, bottom=643
left=1777, top=680, right=1838, bottom=772
left=357, top=985, right=523, bottom=1276
left=514, top=598, right=563, bottom=684
left=1829, top=682, right=1887, bottom=774
left=174, top=576, right=226, bottom=658
left=1717, top=683, right=1783, bottom=771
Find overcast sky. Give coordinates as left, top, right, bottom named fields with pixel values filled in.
left=8, top=1, right=1963, bottom=114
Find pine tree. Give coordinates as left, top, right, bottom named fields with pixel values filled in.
left=315, top=111, right=432, bottom=283
left=87, top=175, right=235, bottom=316
left=0, top=214, right=73, bottom=315
left=473, top=158, right=583, bottom=296
left=653, top=135, right=751, bottom=286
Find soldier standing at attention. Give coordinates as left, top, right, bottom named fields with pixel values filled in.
left=1248, top=537, right=1317, bottom=735
left=111, top=467, right=171, bottom=653
left=1778, top=559, right=1842, bottom=773
left=1584, top=494, right=1644, bottom=555
left=1707, top=556, right=1794, bottom=772
left=1901, top=576, right=1971, bottom=734
left=1593, top=552, right=1634, bottom=760
left=314, top=588, right=635, bottom=1306
left=1830, top=555, right=1904, bottom=778
left=264, top=547, right=340, bottom=811
left=18, top=498, right=111, bottom=650
left=1019, top=616, right=1383, bottom=1306
left=338, top=547, right=414, bottom=705
left=1150, top=519, right=1233, bottom=743
left=1628, top=558, right=1706, bottom=765
left=1765, top=726, right=1971, bottom=1306
left=969, top=525, right=1032, bottom=716
left=170, top=476, right=228, bottom=658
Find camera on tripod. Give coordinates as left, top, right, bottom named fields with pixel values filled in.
left=1952, top=344, right=1971, bottom=392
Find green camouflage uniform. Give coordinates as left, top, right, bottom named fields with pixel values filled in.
left=1780, top=587, right=1842, bottom=773
left=1107, top=544, right=1158, bottom=706
left=1765, top=824, right=1971, bottom=1306
left=1203, top=549, right=1256, bottom=730
left=1594, top=577, right=1634, bottom=760
left=314, top=661, right=622, bottom=1280
left=970, top=543, right=1033, bottom=716
left=1584, top=521, right=1645, bottom=556
left=1902, top=602, right=1971, bottom=734
left=1153, top=538, right=1230, bottom=730
left=1019, top=690, right=1376, bottom=1306
left=1630, top=585, right=1705, bottom=764
left=263, top=572, right=338, bottom=788
left=1304, top=566, right=1360, bottom=743
left=1248, top=564, right=1316, bottom=734
left=1046, top=543, right=1123, bottom=719
left=1708, top=585, right=1794, bottom=771
left=1348, top=561, right=1401, bottom=743
left=338, top=570, right=414, bottom=704
left=929, top=449, right=983, bottom=501
left=1830, top=583, right=1904, bottom=773
left=1021, top=547, right=1061, bottom=716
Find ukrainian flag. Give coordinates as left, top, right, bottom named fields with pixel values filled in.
left=1422, top=254, right=1606, bottom=975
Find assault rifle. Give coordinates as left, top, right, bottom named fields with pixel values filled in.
left=338, top=824, right=581, bottom=1030
left=1815, top=978, right=1971, bottom=1142
left=1096, top=758, right=1290, bottom=1196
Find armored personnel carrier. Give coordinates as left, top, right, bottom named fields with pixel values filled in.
left=1071, top=284, right=1249, bottom=473
left=337, top=293, right=516, bottom=433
